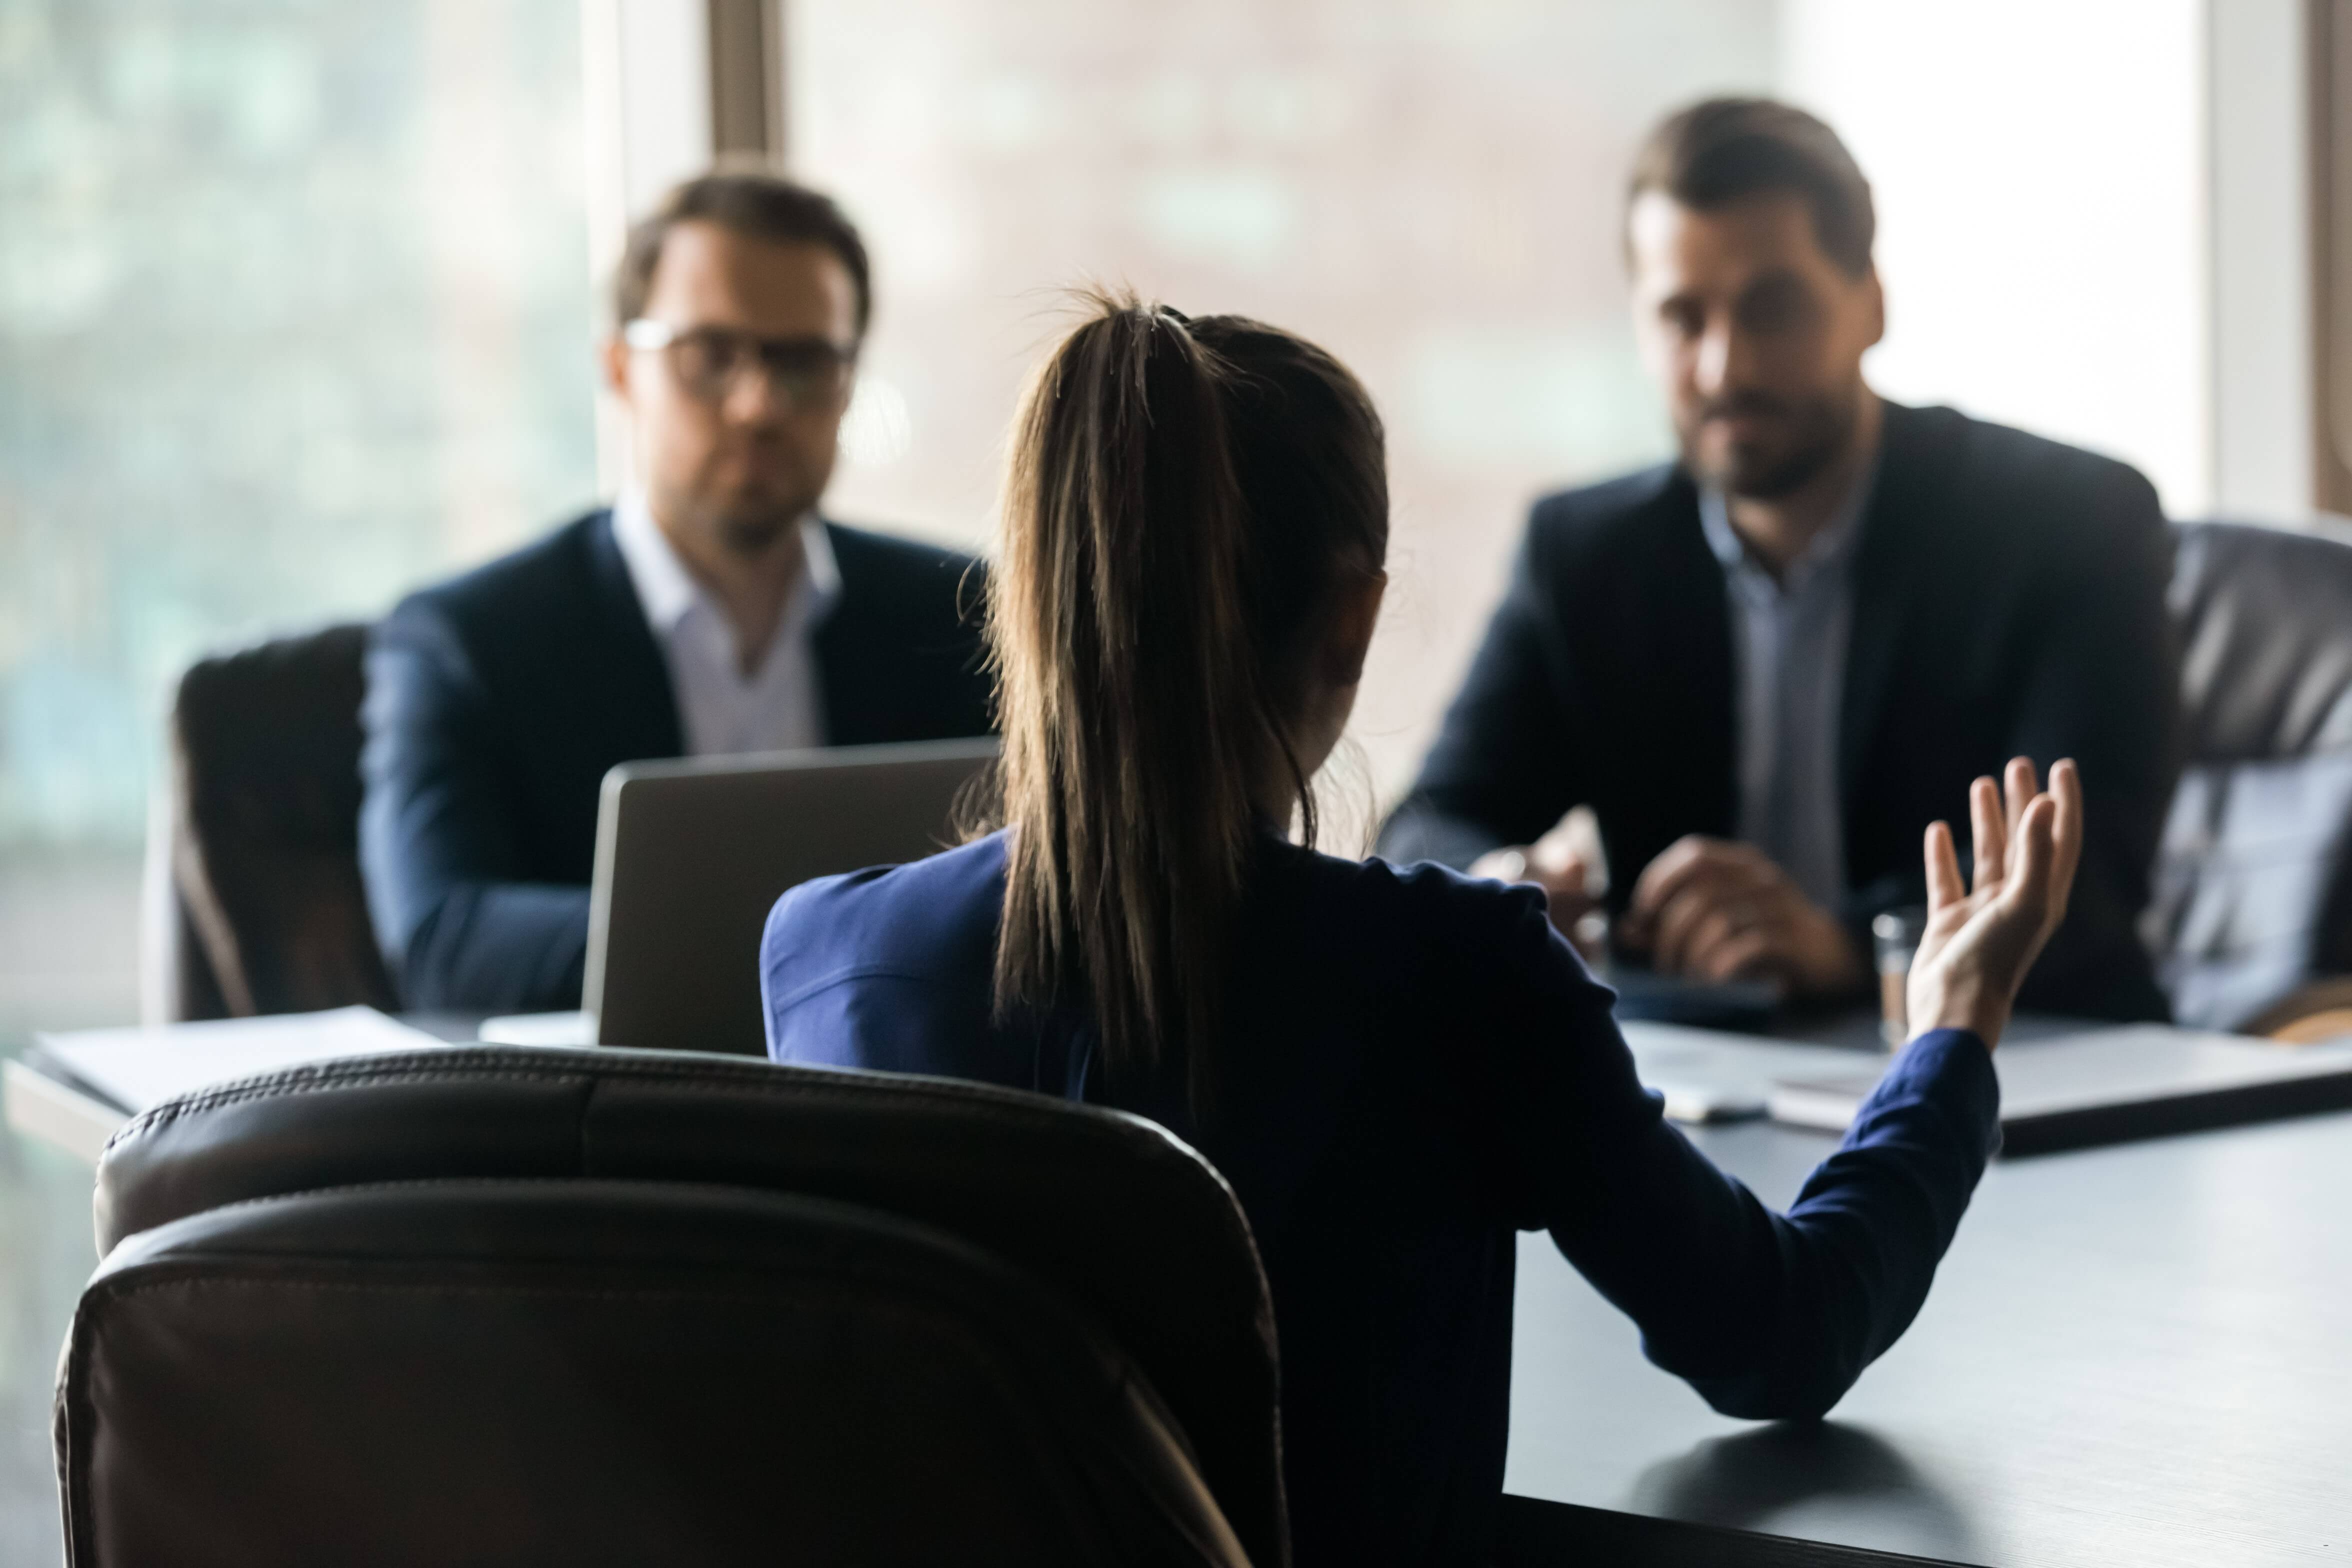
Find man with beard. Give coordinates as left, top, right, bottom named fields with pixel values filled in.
left=1382, top=98, right=2179, bottom=1020
left=361, top=172, right=990, bottom=1012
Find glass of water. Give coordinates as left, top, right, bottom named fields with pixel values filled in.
left=1873, top=906, right=1930, bottom=1048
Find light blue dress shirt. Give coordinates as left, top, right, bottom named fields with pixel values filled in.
left=610, top=488, right=841, bottom=757
left=1696, top=460, right=1878, bottom=910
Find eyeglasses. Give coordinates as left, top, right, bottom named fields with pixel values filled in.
left=622, top=319, right=856, bottom=412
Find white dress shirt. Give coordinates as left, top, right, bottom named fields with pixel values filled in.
left=1696, top=456, right=1878, bottom=911
left=610, top=489, right=841, bottom=756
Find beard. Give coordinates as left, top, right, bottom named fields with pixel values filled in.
left=656, top=448, right=828, bottom=560
left=1680, top=384, right=1862, bottom=500
left=714, top=504, right=804, bottom=556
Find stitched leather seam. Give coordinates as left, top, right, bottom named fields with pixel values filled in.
left=111, top=1180, right=1278, bottom=1368
left=116, top=1057, right=1218, bottom=1176
left=118, top=1054, right=1121, bottom=1134
left=92, top=1275, right=966, bottom=1307
left=112, top=1175, right=791, bottom=1228
left=104, top=1053, right=1270, bottom=1294
left=80, top=1270, right=1152, bottom=1394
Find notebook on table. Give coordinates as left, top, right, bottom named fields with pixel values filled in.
left=1766, top=1025, right=2352, bottom=1156
left=1601, top=966, right=1782, bottom=1032
left=6, top=1006, right=447, bottom=1163
left=1620, top=1022, right=1875, bottom=1125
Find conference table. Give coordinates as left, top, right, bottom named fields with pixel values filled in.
left=6, top=1017, right=2352, bottom=1564
left=1497, top=1080, right=2352, bottom=1565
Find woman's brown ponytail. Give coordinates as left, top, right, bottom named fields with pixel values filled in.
left=990, top=293, right=1386, bottom=1110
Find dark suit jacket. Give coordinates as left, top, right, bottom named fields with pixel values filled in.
left=1380, top=400, right=2182, bottom=1020
left=360, top=508, right=993, bottom=1012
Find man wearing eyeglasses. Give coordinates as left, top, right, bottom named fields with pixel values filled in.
left=360, top=172, right=992, bottom=1012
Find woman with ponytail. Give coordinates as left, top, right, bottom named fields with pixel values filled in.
left=761, top=294, right=2079, bottom=1566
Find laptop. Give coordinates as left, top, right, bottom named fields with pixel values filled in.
left=1597, top=964, right=1780, bottom=1032
left=1620, top=1018, right=2352, bottom=1155
left=1766, top=1024, right=2352, bottom=1155
left=582, top=738, right=1000, bottom=1057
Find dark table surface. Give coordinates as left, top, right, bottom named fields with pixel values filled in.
left=1503, top=1100, right=2352, bottom=1565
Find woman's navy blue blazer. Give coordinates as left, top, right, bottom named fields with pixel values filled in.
left=760, top=830, right=1999, bottom=1567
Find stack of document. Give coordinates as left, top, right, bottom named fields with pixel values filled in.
left=4, top=1006, right=447, bottom=1164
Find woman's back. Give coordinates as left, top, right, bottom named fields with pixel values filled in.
left=764, top=830, right=2000, bottom=1564
left=763, top=292, right=2075, bottom=1565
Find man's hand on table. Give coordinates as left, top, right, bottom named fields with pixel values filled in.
left=1619, top=836, right=1865, bottom=996
left=1472, top=810, right=1606, bottom=952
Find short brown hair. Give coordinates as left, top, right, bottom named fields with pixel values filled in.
left=1628, top=97, right=1875, bottom=276
left=614, top=168, right=872, bottom=334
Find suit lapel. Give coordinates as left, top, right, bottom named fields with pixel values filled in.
left=1838, top=401, right=1944, bottom=802
left=1640, top=472, right=1740, bottom=838
left=812, top=522, right=860, bottom=746
left=584, top=509, right=686, bottom=760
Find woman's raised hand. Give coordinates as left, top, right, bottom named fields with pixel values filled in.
left=1904, top=758, right=2084, bottom=1049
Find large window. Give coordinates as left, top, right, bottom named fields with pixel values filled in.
left=0, top=0, right=600, bottom=848
left=787, top=0, right=1778, bottom=819
left=1783, top=0, right=2210, bottom=514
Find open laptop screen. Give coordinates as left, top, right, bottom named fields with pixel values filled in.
left=584, top=738, right=999, bottom=1056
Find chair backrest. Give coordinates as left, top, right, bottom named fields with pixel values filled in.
left=158, top=623, right=396, bottom=1020
left=60, top=1183, right=1249, bottom=1568
left=2152, top=520, right=2352, bottom=1028
left=76, top=1046, right=1286, bottom=1567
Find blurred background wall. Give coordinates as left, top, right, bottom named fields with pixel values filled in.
left=0, top=0, right=2327, bottom=1032
left=790, top=0, right=1774, bottom=830
left=0, top=0, right=600, bottom=1044
left=1782, top=0, right=2212, bottom=514
left=0, top=0, right=597, bottom=850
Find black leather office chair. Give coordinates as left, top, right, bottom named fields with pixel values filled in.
left=60, top=1047, right=1284, bottom=1568
left=149, top=622, right=399, bottom=1020
left=2150, top=520, right=2352, bottom=1032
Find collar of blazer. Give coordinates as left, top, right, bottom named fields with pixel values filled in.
left=588, top=508, right=870, bottom=751
left=1652, top=398, right=1964, bottom=809
left=1834, top=399, right=1972, bottom=800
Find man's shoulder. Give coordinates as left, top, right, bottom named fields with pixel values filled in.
left=1892, top=402, right=2162, bottom=533
left=387, top=508, right=614, bottom=636
left=824, top=520, right=984, bottom=586
left=1522, top=460, right=1694, bottom=570
left=1529, top=460, right=1688, bottom=532
left=818, top=522, right=990, bottom=674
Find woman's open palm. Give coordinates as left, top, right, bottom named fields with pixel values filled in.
left=1904, top=758, right=2084, bottom=1049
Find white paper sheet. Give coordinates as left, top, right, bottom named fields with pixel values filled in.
left=31, top=1006, right=446, bottom=1116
